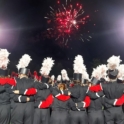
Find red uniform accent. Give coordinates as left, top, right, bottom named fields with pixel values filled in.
left=25, top=88, right=37, bottom=96
left=39, top=94, right=53, bottom=108
left=115, top=94, right=124, bottom=106
left=70, top=83, right=74, bottom=87
left=89, top=85, right=102, bottom=92
left=34, top=71, right=37, bottom=75
left=6, top=78, right=16, bottom=86
left=0, top=78, right=6, bottom=85
left=83, top=96, right=91, bottom=108
left=56, top=94, right=70, bottom=101
left=11, top=72, right=18, bottom=78
left=34, top=71, right=38, bottom=80
left=38, top=76, right=42, bottom=81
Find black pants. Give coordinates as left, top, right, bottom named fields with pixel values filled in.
left=104, top=107, right=124, bottom=124
left=50, top=110, right=69, bottom=124
left=88, top=110, right=104, bottom=124
left=0, top=104, right=10, bottom=124
left=69, top=110, right=88, bottom=124
left=33, top=108, right=50, bottom=124
left=11, top=102, right=34, bottom=124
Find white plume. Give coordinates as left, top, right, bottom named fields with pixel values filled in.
left=97, top=64, right=108, bottom=79
left=51, top=75, right=55, bottom=81
left=82, top=71, right=89, bottom=80
left=66, top=76, right=70, bottom=81
left=73, top=55, right=89, bottom=80
left=40, top=57, right=54, bottom=75
left=57, top=75, right=61, bottom=81
left=0, top=49, right=10, bottom=69
left=61, top=69, right=70, bottom=81
left=16, top=54, right=32, bottom=70
left=91, top=68, right=101, bottom=80
left=118, top=64, right=124, bottom=80
left=107, top=55, right=122, bottom=70
left=91, top=64, right=108, bottom=80
left=61, top=69, right=67, bottom=75
left=73, top=55, right=86, bottom=73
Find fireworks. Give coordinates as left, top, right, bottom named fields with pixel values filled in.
left=45, top=0, right=92, bottom=46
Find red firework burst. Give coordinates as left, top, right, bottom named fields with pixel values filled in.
left=45, top=0, right=92, bottom=46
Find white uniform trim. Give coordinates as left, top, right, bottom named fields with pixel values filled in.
left=55, top=93, right=61, bottom=97
left=76, top=107, right=80, bottom=111
left=86, top=87, right=89, bottom=93
left=82, top=101, right=86, bottom=108
left=24, top=89, right=28, bottom=95
left=14, top=78, right=17, bottom=84
left=113, top=99, right=117, bottom=106
left=96, top=93, right=100, bottom=97
left=100, top=83, right=103, bottom=90
left=11, top=86, right=14, bottom=89
left=35, top=89, right=37, bottom=93
left=38, top=101, right=43, bottom=108
left=60, top=90, right=64, bottom=94
left=18, top=95, right=22, bottom=102
left=44, top=83, right=49, bottom=88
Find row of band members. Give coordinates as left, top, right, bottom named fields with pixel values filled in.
left=0, top=68, right=124, bottom=124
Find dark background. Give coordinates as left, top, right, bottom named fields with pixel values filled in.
left=0, top=0, right=124, bottom=77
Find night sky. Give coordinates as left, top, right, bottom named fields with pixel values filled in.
left=0, top=0, right=124, bottom=76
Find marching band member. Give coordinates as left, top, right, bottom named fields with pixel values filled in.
left=33, top=57, right=54, bottom=124
left=10, top=54, right=37, bottom=124
left=0, top=49, right=15, bottom=124
left=90, top=55, right=124, bottom=124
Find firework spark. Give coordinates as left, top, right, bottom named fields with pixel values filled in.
left=45, top=0, right=92, bottom=46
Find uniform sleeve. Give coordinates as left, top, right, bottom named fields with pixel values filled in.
left=102, top=97, right=123, bottom=106
left=83, top=96, right=91, bottom=108
left=20, top=88, right=37, bottom=96
left=89, top=84, right=103, bottom=92
left=51, top=88, right=70, bottom=101
left=102, top=97, right=112, bottom=106
left=10, top=93, right=35, bottom=103
left=38, top=94, right=54, bottom=108
left=35, top=82, right=49, bottom=90
left=6, top=78, right=16, bottom=86
left=88, top=90, right=105, bottom=99
left=68, top=98, right=77, bottom=111
left=76, top=96, right=91, bottom=109
left=16, top=80, right=37, bottom=96
left=15, top=95, right=27, bottom=103
left=10, top=93, right=27, bottom=103
left=56, top=94, right=70, bottom=101
left=87, top=90, right=99, bottom=100
left=12, top=87, right=37, bottom=96
left=113, top=94, right=124, bottom=106
left=0, top=78, right=7, bottom=85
